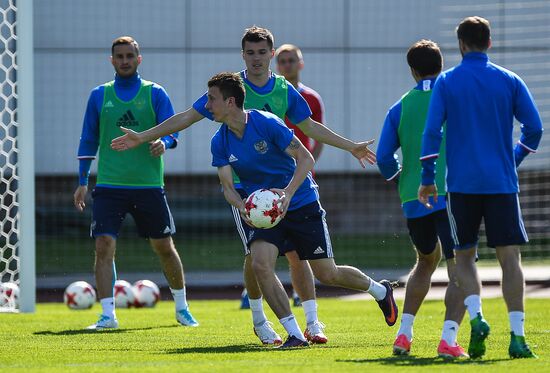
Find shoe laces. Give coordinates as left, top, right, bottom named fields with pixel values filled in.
left=95, top=314, right=115, bottom=326
left=388, top=281, right=399, bottom=289
left=178, top=308, right=196, bottom=322
left=257, top=321, right=276, bottom=333
left=307, top=321, right=326, bottom=335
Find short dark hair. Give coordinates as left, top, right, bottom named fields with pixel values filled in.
left=111, top=36, right=140, bottom=55
left=406, top=39, right=443, bottom=77
left=456, top=16, right=491, bottom=50
left=207, top=72, right=245, bottom=109
left=241, top=26, right=274, bottom=50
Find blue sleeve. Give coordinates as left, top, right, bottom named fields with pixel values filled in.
left=192, top=92, right=214, bottom=121
left=264, top=114, right=294, bottom=151
left=152, top=84, right=179, bottom=149
left=286, top=82, right=312, bottom=124
left=421, top=75, right=446, bottom=185
left=513, top=76, right=544, bottom=167
left=77, top=87, right=102, bottom=186
left=211, top=129, right=229, bottom=168
left=376, top=102, right=402, bottom=181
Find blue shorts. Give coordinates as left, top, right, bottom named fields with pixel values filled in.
left=247, top=200, right=333, bottom=260
left=447, top=192, right=528, bottom=249
left=406, top=208, right=455, bottom=259
left=91, top=186, right=175, bottom=239
left=232, top=188, right=296, bottom=257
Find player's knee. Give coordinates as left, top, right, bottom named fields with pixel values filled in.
left=251, top=257, right=272, bottom=277
left=418, top=251, right=441, bottom=271
left=151, top=238, right=176, bottom=257
left=95, top=236, right=115, bottom=259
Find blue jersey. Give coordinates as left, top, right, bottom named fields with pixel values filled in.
left=77, top=73, right=177, bottom=187
left=211, top=109, right=318, bottom=211
left=421, top=52, right=543, bottom=193
left=377, top=79, right=446, bottom=218
left=193, top=70, right=312, bottom=125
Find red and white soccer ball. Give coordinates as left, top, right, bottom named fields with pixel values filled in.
left=64, top=281, right=96, bottom=310
left=133, top=280, right=160, bottom=308
left=245, top=189, right=283, bottom=229
left=0, top=282, right=20, bottom=308
left=114, top=280, right=136, bottom=308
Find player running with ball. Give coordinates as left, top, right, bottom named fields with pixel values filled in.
left=206, top=72, right=398, bottom=348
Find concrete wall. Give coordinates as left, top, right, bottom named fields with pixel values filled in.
left=33, top=0, right=550, bottom=175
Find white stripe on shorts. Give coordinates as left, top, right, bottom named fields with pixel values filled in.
left=317, top=201, right=334, bottom=258
left=446, top=194, right=460, bottom=246
left=231, top=205, right=250, bottom=255
left=515, top=194, right=529, bottom=243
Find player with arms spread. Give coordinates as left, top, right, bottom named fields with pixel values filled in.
left=207, top=72, right=398, bottom=348
left=111, top=27, right=375, bottom=345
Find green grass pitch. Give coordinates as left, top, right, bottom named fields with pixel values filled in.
left=1, top=297, right=548, bottom=372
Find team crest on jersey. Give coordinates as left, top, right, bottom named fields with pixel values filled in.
left=254, top=140, right=268, bottom=154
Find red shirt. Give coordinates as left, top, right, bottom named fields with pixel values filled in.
left=285, top=82, right=325, bottom=153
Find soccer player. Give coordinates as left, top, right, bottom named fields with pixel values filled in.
left=377, top=40, right=467, bottom=358
left=242, top=43, right=326, bottom=309
left=419, top=17, right=543, bottom=359
left=275, top=44, right=325, bottom=166
left=73, top=36, right=198, bottom=330
left=111, top=26, right=376, bottom=345
left=207, top=72, right=398, bottom=348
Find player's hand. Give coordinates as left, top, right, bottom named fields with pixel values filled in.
left=418, top=184, right=437, bottom=209
left=350, top=139, right=376, bottom=168
left=149, top=139, right=166, bottom=157
left=271, top=188, right=290, bottom=219
left=239, top=200, right=255, bottom=228
left=73, top=185, right=88, bottom=212
left=111, top=127, right=143, bottom=151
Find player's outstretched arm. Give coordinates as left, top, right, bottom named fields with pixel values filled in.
left=111, top=107, right=204, bottom=151
left=296, top=117, right=376, bottom=168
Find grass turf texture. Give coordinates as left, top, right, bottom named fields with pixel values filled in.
left=1, top=298, right=547, bottom=372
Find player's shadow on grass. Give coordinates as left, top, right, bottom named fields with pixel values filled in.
left=338, top=356, right=509, bottom=366
left=34, top=324, right=178, bottom=336
left=166, top=344, right=267, bottom=354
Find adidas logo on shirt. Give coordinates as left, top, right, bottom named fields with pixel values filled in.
left=163, top=226, right=172, bottom=234
left=229, top=154, right=239, bottom=162
left=105, top=100, right=114, bottom=108
left=116, top=110, right=139, bottom=127
left=313, top=246, right=325, bottom=255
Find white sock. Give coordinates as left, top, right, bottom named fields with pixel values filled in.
left=464, top=294, right=483, bottom=320
left=367, top=279, right=387, bottom=301
left=170, top=287, right=188, bottom=311
left=301, top=300, right=318, bottom=326
left=397, top=313, right=415, bottom=340
left=249, top=297, right=268, bottom=327
left=100, top=297, right=115, bottom=318
left=280, top=314, right=306, bottom=341
left=509, top=311, right=525, bottom=337
left=441, top=320, right=459, bottom=346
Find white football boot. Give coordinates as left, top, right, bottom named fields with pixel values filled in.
left=304, top=320, right=328, bottom=344
left=254, top=321, right=283, bottom=345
